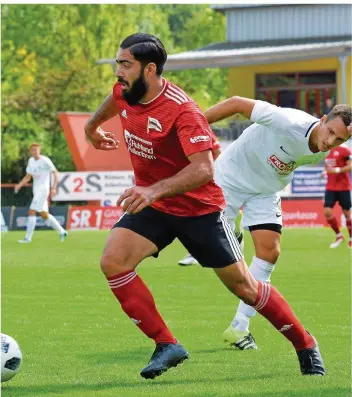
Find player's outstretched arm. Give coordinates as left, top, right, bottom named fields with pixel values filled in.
left=205, top=96, right=256, bottom=124
left=14, top=174, right=32, bottom=193
left=85, top=94, right=120, bottom=151
left=117, top=150, right=214, bottom=214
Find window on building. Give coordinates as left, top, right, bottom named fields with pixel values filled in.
left=256, top=71, right=337, bottom=117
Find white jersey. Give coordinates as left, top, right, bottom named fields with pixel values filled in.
left=26, top=155, right=56, bottom=194
left=216, top=100, right=328, bottom=194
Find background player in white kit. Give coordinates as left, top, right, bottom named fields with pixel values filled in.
left=205, top=98, right=351, bottom=350
left=15, top=143, right=68, bottom=243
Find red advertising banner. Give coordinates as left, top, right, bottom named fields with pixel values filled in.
left=282, top=199, right=344, bottom=228
left=67, top=200, right=346, bottom=231
left=67, top=206, right=124, bottom=230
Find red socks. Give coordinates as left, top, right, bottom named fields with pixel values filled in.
left=327, top=216, right=340, bottom=234
left=254, top=281, right=315, bottom=351
left=108, top=271, right=177, bottom=344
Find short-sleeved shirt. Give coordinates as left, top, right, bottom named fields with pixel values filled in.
left=26, top=155, right=56, bottom=194
left=210, top=129, right=221, bottom=153
left=216, top=100, right=327, bottom=194
left=324, top=145, right=352, bottom=191
left=112, top=79, right=225, bottom=216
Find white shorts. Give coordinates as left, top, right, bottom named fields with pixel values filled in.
left=215, top=171, right=282, bottom=229
left=30, top=191, right=49, bottom=213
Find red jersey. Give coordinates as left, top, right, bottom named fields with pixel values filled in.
left=210, top=129, right=221, bottom=153
left=324, top=145, right=352, bottom=191
left=112, top=79, right=225, bottom=216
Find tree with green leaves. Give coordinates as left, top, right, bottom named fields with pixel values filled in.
left=2, top=4, right=226, bottom=182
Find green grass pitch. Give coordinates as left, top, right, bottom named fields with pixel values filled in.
left=2, top=228, right=351, bottom=397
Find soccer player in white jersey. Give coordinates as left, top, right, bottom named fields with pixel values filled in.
left=15, top=143, right=68, bottom=243
left=204, top=98, right=351, bottom=350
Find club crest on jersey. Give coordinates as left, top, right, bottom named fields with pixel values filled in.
left=268, top=154, right=296, bottom=175
left=147, top=117, right=162, bottom=133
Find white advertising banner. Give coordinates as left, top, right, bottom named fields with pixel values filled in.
left=53, top=171, right=135, bottom=202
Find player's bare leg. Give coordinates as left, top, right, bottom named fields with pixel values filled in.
left=324, top=207, right=344, bottom=248
left=343, top=209, right=352, bottom=248
left=101, top=227, right=188, bottom=379
left=224, top=229, right=280, bottom=349
left=18, top=209, right=37, bottom=243
left=40, top=211, right=67, bottom=241
left=214, top=260, right=325, bottom=375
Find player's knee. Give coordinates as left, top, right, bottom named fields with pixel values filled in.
left=256, top=244, right=280, bottom=264
left=100, top=254, right=131, bottom=278
left=40, top=212, right=48, bottom=219
left=324, top=208, right=333, bottom=219
left=269, top=245, right=280, bottom=264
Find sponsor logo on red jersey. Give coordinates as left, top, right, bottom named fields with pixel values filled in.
left=190, top=135, right=210, bottom=144
left=124, top=130, right=156, bottom=160
left=268, top=154, right=296, bottom=175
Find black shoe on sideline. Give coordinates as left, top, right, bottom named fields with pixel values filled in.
left=140, top=341, right=189, bottom=379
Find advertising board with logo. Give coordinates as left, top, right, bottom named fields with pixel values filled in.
left=282, top=199, right=343, bottom=228
left=1, top=207, right=12, bottom=232
left=53, top=171, right=135, bottom=202
left=12, top=206, right=68, bottom=231
left=291, top=167, right=326, bottom=196
left=67, top=206, right=124, bottom=230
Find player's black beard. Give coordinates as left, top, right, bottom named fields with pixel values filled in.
left=122, top=73, right=148, bottom=106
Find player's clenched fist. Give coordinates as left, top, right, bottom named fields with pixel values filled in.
left=117, top=186, right=157, bottom=214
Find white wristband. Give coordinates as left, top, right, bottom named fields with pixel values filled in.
left=335, top=167, right=341, bottom=173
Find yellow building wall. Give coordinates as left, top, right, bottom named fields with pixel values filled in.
left=228, top=56, right=351, bottom=105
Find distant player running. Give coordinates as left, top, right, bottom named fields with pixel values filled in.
left=204, top=98, right=351, bottom=350
left=15, top=143, right=67, bottom=243
left=322, top=144, right=352, bottom=248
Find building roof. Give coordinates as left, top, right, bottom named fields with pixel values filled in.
left=195, top=35, right=352, bottom=51
left=211, top=4, right=277, bottom=12
left=97, top=37, right=352, bottom=71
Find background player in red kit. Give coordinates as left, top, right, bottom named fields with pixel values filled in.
left=322, top=144, right=352, bottom=248
left=85, top=33, right=325, bottom=379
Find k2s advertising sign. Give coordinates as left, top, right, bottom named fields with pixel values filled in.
left=52, top=171, right=135, bottom=202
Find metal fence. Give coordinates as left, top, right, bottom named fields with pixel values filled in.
left=213, top=120, right=253, bottom=141
left=1, top=185, right=33, bottom=207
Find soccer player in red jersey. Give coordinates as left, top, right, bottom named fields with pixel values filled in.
left=322, top=144, right=352, bottom=248
left=85, top=33, right=325, bottom=378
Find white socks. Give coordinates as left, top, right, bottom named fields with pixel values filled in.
left=25, top=216, right=37, bottom=241
left=231, top=256, right=275, bottom=332
left=46, top=214, right=65, bottom=234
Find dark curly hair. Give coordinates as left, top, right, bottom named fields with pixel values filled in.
left=120, top=33, right=167, bottom=75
